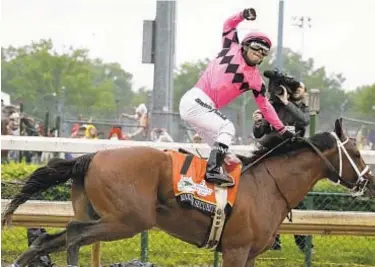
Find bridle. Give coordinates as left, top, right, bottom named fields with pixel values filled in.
left=240, top=131, right=372, bottom=222
left=303, top=131, right=371, bottom=197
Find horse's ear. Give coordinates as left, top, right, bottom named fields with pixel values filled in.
left=334, top=118, right=344, bottom=139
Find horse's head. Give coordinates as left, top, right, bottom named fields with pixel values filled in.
left=328, top=119, right=375, bottom=197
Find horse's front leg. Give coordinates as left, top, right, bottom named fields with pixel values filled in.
left=222, top=247, right=249, bottom=267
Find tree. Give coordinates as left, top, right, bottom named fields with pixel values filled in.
left=131, top=87, right=151, bottom=108
left=89, top=59, right=135, bottom=117
left=349, top=83, right=375, bottom=116
left=1, top=39, right=134, bottom=119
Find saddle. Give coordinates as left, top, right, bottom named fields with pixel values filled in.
left=166, top=149, right=242, bottom=250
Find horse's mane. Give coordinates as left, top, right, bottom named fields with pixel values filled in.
left=239, top=132, right=336, bottom=166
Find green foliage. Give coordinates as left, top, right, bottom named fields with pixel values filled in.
left=311, top=181, right=375, bottom=212
left=1, top=162, right=70, bottom=201
left=312, top=180, right=349, bottom=193
left=131, top=86, right=151, bottom=107
left=1, top=161, right=39, bottom=181
left=1, top=39, right=134, bottom=119
left=2, top=38, right=371, bottom=122
left=349, top=83, right=375, bottom=116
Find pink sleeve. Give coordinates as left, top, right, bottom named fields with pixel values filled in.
left=253, top=90, right=285, bottom=131
left=222, top=12, right=244, bottom=48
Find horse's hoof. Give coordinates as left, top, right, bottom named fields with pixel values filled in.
left=11, top=263, right=21, bottom=267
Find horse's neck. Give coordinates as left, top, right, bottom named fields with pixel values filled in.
left=237, top=151, right=329, bottom=241
left=279, top=151, right=328, bottom=208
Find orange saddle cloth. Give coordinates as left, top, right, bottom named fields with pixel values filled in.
left=166, top=150, right=242, bottom=216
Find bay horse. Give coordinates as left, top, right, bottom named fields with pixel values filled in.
left=2, top=119, right=375, bottom=267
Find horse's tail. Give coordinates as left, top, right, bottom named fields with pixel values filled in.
left=1, top=153, right=95, bottom=228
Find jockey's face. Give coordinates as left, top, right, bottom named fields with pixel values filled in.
left=245, top=41, right=269, bottom=65
left=246, top=48, right=264, bottom=65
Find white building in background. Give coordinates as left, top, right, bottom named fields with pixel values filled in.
left=1, top=91, right=11, bottom=105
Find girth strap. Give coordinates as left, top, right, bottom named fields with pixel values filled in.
left=180, top=154, right=194, bottom=175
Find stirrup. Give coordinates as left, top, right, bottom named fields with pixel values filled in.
left=205, top=171, right=235, bottom=187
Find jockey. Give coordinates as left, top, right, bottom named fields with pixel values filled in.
left=179, top=8, right=294, bottom=187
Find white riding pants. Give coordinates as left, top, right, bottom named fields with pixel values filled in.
left=179, top=87, right=235, bottom=147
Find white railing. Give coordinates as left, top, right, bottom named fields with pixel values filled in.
left=2, top=199, right=375, bottom=235
left=1, top=135, right=375, bottom=164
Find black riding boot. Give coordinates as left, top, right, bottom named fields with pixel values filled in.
left=205, top=142, right=234, bottom=187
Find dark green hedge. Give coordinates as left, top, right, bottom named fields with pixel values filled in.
left=1, top=162, right=70, bottom=201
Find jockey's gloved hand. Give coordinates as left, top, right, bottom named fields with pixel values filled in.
left=279, top=127, right=296, bottom=141
left=243, top=8, right=256, bottom=20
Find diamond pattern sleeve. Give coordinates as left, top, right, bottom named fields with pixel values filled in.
left=222, top=12, right=244, bottom=48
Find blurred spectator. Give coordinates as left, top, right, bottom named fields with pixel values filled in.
left=108, top=126, right=127, bottom=140
left=76, top=125, right=88, bottom=139
left=8, top=112, right=20, bottom=135
left=368, top=129, right=375, bottom=150
left=121, top=103, right=149, bottom=141
left=151, top=128, right=174, bottom=142
left=41, top=129, right=58, bottom=163
left=7, top=114, right=21, bottom=162
left=356, top=125, right=373, bottom=150
left=85, top=124, right=98, bottom=139
left=70, top=123, right=80, bottom=138
left=1, top=119, right=12, bottom=163
left=70, top=115, right=93, bottom=138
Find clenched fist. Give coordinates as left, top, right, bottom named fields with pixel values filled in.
left=243, top=8, right=256, bottom=21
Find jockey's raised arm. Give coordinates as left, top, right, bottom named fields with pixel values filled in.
left=222, top=12, right=243, bottom=48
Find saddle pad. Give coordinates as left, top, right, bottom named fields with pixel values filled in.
left=166, top=150, right=241, bottom=216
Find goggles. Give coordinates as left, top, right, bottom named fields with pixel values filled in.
left=248, top=41, right=270, bottom=56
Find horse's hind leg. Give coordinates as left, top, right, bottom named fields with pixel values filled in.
left=66, top=219, right=144, bottom=266
left=14, top=182, right=95, bottom=267
left=13, top=230, right=67, bottom=267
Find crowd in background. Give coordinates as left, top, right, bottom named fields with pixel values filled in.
left=1, top=101, right=374, bottom=164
